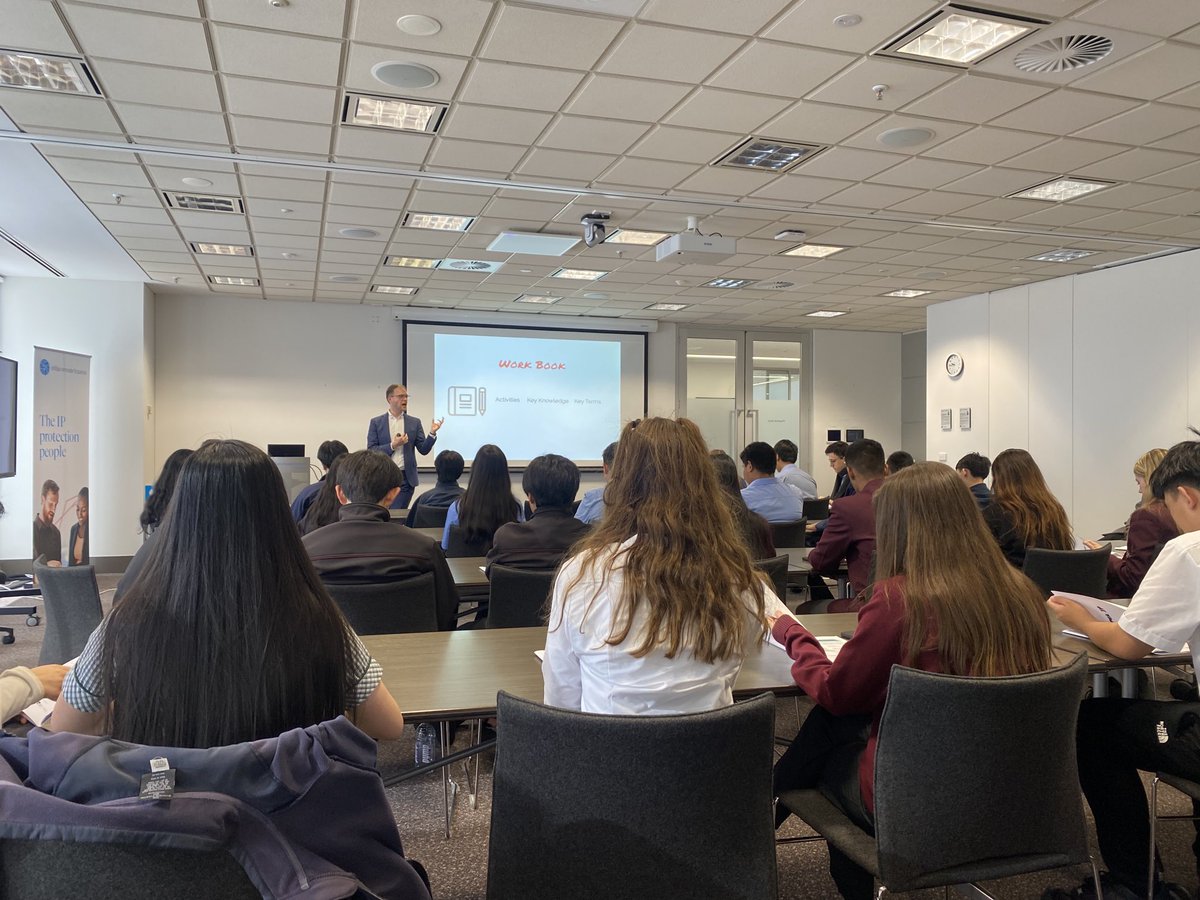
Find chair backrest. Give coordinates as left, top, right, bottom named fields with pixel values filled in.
left=487, top=565, right=555, bottom=629
left=768, top=518, right=807, bottom=549
left=487, top=692, right=777, bottom=900
left=752, top=555, right=788, bottom=601
left=444, top=524, right=492, bottom=558
left=802, top=498, right=830, bottom=522
left=324, top=572, right=438, bottom=635
left=872, top=654, right=1089, bottom=891
left=0, top=839, right=260, bottom=900
left=33, top=561, right=103, bottom=666
left=1022, top=546, right=1111, bottom=598
left=410, top=504, right=449, bottom=529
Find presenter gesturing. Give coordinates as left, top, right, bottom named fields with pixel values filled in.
left=367, top=383, right=444, bottom=509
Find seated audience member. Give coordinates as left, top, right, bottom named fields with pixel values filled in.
left=740, top=441, right=805, bottom=524
left=956, top=452, right=992, bottom=509
left=51, top=439, right=406, bottom=746
left=486, top=454, right=591, bottom=575
left=772, top=463, right=1052, bottom=900
left=68, top=486, right=89, bottom=567
left=1086, top=448, right=1178, bottom=599
left=1048, top=433, right=1200, bottom=900
left=114, top=448, right=195, bottom=601
left=807, top=439, right=885, bottom=608
left=442, top=444, right=522, bottom=551
left=575, top=440, right=617, bottom=525
left=774, top=439, right=818, bottom=499
left=711, top=451, right=775, bottom=560
left=1, top=664, right=68, bottom=724
left=291, top=439, right=348, bottom=523
left=543, top=417, right=781, bottom=714
left=826, top=441, right=854, bottom=500
left=982, top=448, right=1073, bottom=569
left=885, top=450, right=914, bottom=475
left=299, top=455, right=348, bottom=536
left=405, top=449, right=466, bottom=526
left=304, top=450, right=459, bottom=632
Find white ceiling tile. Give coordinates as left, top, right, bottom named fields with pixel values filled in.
left=707, top=41, right=855, bottom=97
left=1073, top=102, right=1200, bottom=145
left=599, top=24, right=744, bottom=84
left=168, top=211, right=248, bottom=233
left=241, top=175, right=328, bottom=203
left=326, top=205, right=401, bottom=228
left=244, top=198, right=322, bottom=219
left=1145, top=160, right=1200, bottom=190
left=212, top=25, right=342, bottom=84
left=885, top=191, right=985, bottom=215
left=408, top=190, right=490, bottom=216
left=206, top=0, right=348, bottom=37
left=1070, top=209, right=1174, bottom=232
left=673, top=166, right=779, bottom=196
left=627, top=126, right=745, bottom=164
left=942, top=166, right=1056, bottom=196
left=62, top=4, right=212, bottom=69
left=763, top=0, right=939, bottom=52
left=480, top=5, right=623, bottom=70
left=822, top=182, right=923, bottom=209
left=459, top=61, right=585, bottom=111
left=517, top=148, right=616, bottom=181
left=45, top=156, right=150, bottom=189
left=748, top=174, right=853, bottom=202
left=640, top=0, right=792, bottom=34
left=869, top=157, right=982, bottom=189
left=1162, top=82, right=1200, bottom=110
left=954, top=197, right=1049, bottom=222
left=806, top=58, right=957, bottom=111
left=592, top=157, right=696, bottom=189
left=352, top=0, right=493, bottom=57
left=990, top=90, right=1142, bottom=135
left=92, top=204, right=173, bottom=225
left=89, top=60, right=219, bottom=111
left=1074, top=147, right=1197, bottom=181
left=0, top=91, right=123, bottom=134
left=759, top=101, right=886, bottom=145
left=539, top=116, right=649, bottom=154
left=790, top=147, right=907, bottom=181
left=439, top=104, right=553, bottom=144
left=147, top=164, right=239, bottom=194
left=902, top=75, right=1052, bottom=124
left=1074, top=43, right=1200, bottom=101
left=343, top=43, right=469, bottom=103
left=333, top=127, right=433, bottom=164
left=1067, top=182, right=1179, bottom=209
left=115, top=102, right=230, bottom=145
left=921, top=126, right=1053, bottom=165
left=428, top=138, right=527, bottom=173
left=663, top=88, right=790, bottom=133
left=222, top=77, right=337, bottom=124
left=1074, top=0, right=1200, bottom=38
left=2, top=0, right=78, bottom=54
left=231, top=116, right=331, bottom=155
left=1001, top=137, right=1124, bottom=172
left=1152, top=125, right=1200, bottom=154
left=841, top=113, right=972, bottom=154
left=565, top=74, right=691, bottom=122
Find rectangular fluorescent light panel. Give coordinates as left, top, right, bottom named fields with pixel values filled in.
left=402, top=212, right=474, bottom=231
left=208, top=275, right=259, bottom=286
left=516, top=294, right=562, bottom=304
left=1026, top=249, right=1098, bottom=262
left=551, top=268, right=607, bottom=280
left=164, top=192, right=245, bottom=214
left=884, top=289, right=931, bottom=298
left=1009, top=177, right=1114, bottom=202
left=385, top=256, right=438, bottom=268
left=191, top=242, right=252, bottom=256
left=781, top=244, right=847, bottom=258
left=806, top=310, right=846, bottom=318
left=646, top=303, right=689, bottom=311
left=0, top=50, right=101, bottom=95
left=371, top=285, right=418, bottom=295
left=606, top=229, right=671, bottom=246
left=487, top=231, right=580, bottom=255
left=883, top=7, right=1039, bottom=66
left=716, top=137, right=825, bottom=173
left=342, top=93, right=446, bottom=133
left=703, top=278, right=756, bottom=289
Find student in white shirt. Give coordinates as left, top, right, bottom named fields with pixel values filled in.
left=1048, top=432, right=1200, bottom=900
left=543, top=417, right=783, bottom=715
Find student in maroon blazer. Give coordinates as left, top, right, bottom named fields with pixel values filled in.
left=807, top=439, right=886, bottom=610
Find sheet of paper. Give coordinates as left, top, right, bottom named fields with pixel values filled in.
left=533, top=649, right=545, bottom=662
left=1051, top=591, right=1129, bottom=624
left=19, top=697, right=55, bottom=727
left=817, top=636, right=847, bottom=661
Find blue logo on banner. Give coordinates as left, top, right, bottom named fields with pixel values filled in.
left=39, top=359, right=50, bottom=375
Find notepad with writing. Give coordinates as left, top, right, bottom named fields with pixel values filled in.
left=1053, top=592, right=1183, bottom=656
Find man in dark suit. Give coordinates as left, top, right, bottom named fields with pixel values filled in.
left=808, top=438, right=886, bottom=612
left=302, top=450, right=459, bottom=631
left=366, top=383, right=444, bottom=509
left=486, top=454, right=591, bottom=577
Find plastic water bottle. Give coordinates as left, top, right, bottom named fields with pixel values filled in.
left=415, top=723, right=441, bottom=765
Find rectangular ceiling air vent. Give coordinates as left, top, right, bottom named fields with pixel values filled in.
left=164, top=192, right=245, bottom=214
left=714, top=137, right=826, bottom=173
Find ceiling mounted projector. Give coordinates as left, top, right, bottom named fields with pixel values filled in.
left=655, top=217, right=737, bottom=265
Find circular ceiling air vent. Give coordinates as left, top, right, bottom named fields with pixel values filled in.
left=443, top=260, right=492, bottom=271
left=1013, top=35, right=1114, bottom=73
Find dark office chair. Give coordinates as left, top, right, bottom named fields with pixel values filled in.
left=410, top=504, right=449, bottom=529
left=444, top=525, right=492, bottom=558
left=753, top=555, right=789, bottom=602
left=777, top=654, right=1095, bottom=897
left=487, top=692, right=777, bottom=900
left=1149, top=772, right=1200, bottom=899
left=802, top=498, right=830, bottom=522
left=324, top=572, right=438, bottom=634
left=33, top=560, right=103, bottom=665
left=487, top=565, right=555, bottom=629
left=769, top=518, right=807, bottom=549
left=1022, top=546, right=1111, bottom=598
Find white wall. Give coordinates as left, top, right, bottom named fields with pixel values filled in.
left=927, top=248, right=1200, bottom=539
left=0, top=277, right=152, bottom=561
left=809, top=329, right=903, bottom=494
left=901, top=331, right=926, bottom=460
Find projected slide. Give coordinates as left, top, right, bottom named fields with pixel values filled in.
left=432, top=333, right=621, bottom=461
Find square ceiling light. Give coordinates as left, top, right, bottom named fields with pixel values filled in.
left=487, top=231, right=580, bottom=255
left=191, top=242, right=253, bottom=256
left=1026, top=248, right=1098, bottom=262
left=646, top=302, right=689, bottom=311
left=606, top=229, right=671, bottom=246
left=208, top=275, right=259, bottom=286
left=880, top=5, right=1043, bottom=67
left=551, top=267, right=607, bottom=280
left=342, top=93, right=446, bottom=133
left=0, top=49, right=101, bottom=95
left=1008, top=177, right=1115, bottom=202
left=371, top=285, right=418, bottom=295
left=516, top=294, right=562, bottom=304
left=715, top=137, right=826, bottom=173
left=781, top=244, right=847, bottom=258
left=806, top=310, right=846, bottom=318
left=884, top=289, right=931, bottom=298
left=402, top=212, right=474, bottom=231
left=164, top=192, right=245, bottom=214
left=703, top=278, right=756, bottom=289
left=385, top=256, right=439, bottom=268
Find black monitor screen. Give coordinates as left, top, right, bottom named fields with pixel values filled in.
left=0, top=356, right=15, bottom=478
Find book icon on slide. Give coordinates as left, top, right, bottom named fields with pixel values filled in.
left=449, top=386, right=486, bottom=416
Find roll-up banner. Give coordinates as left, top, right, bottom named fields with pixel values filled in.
left=32, top=348, right=90, bottom=566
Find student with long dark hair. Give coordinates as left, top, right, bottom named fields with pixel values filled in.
left=140, top=448, right=194, bottom=535
left=50, top=439, right=405, bottom=748
left=441, top=444, right=522, bottom=550
left=299, top=454, right=347, bottom=536
left=772, top=463, right=1052, bottom=899
left=983, top=448, right=1073, bottom=568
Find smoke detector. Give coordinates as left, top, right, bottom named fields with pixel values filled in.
left=1013, top=35, right=1114, bottom=73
